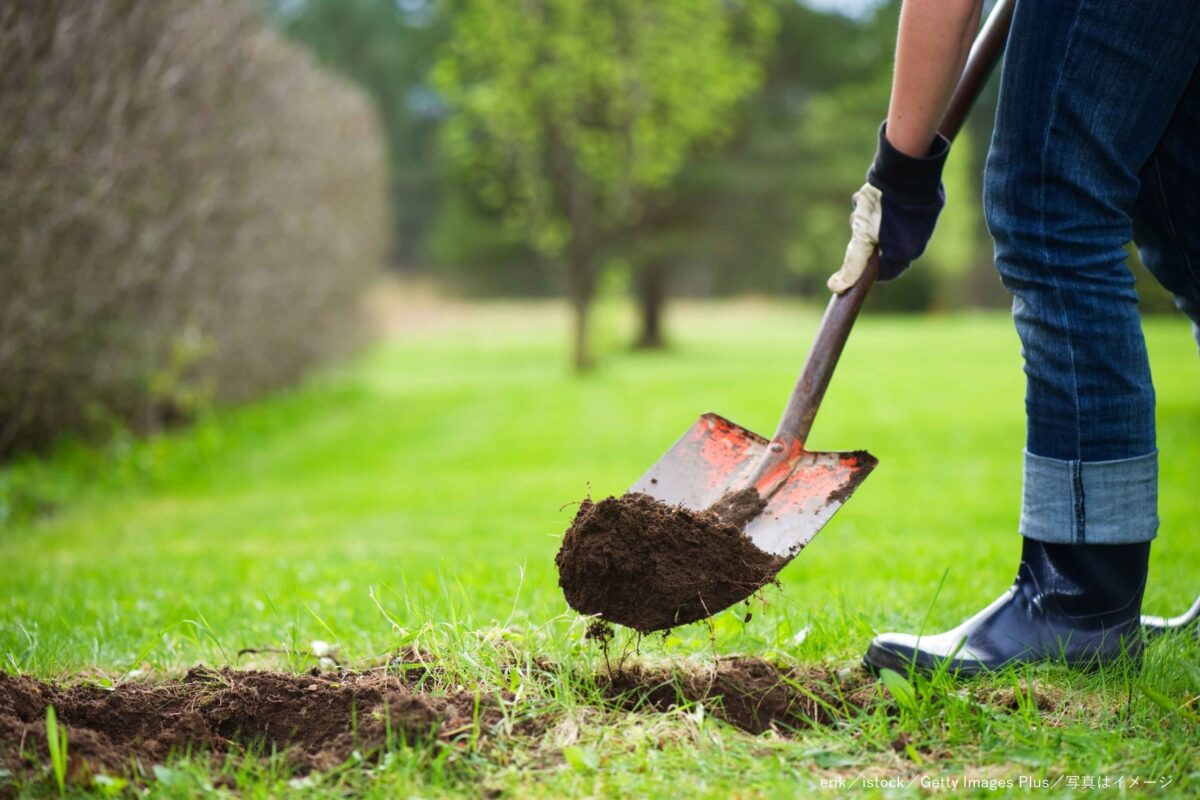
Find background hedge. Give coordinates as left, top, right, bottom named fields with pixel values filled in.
left=0, top=0, right=387, bottom=456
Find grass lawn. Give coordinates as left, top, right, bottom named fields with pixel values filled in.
left=2, top=296, right=1198, bottom=797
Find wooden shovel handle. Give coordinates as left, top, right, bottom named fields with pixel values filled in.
left=771, top=0, right=1015, bottom=450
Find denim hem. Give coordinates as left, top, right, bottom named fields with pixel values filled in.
left=1019, top=449, right=1158, bottom=545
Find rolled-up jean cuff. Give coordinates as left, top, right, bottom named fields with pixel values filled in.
left=1020, top=449, right=1158, bottom=544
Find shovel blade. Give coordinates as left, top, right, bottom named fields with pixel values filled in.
left=630, top=413, right=877, bottom=558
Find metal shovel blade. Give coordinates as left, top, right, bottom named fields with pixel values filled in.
left=610, top=0, right=1014, bottom=624
left=629, top=412, right=877, bottom=559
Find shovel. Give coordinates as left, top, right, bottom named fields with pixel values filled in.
left=630, top=1, right=1016, bottom=563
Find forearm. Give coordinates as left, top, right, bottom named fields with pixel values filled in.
left=886, top=0, right=983, bottom=157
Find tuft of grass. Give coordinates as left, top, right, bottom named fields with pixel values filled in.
left=44, top=705, right=67, bottom=796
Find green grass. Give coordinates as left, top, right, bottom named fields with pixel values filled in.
left=2, top=299, right=1199, bottom=797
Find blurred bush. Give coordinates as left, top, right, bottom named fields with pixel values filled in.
left=0, top=0, right=387, bottom=456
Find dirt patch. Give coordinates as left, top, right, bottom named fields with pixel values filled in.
left=1, top=657, right=875, bottom=775
left=707, top=487, right=769, bottom=529
left=1, top=657, right=872, bottom=785
left=556, top=493, right=784, bottom=633
left=824, top=451, right=877, bottom=505
left=599, top=656, right=876, bottom=734
left=0, top=667, right=499, bottom=779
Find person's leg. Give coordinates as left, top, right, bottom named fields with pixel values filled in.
left=865, top=0, right=1200, bottom=675
left=1132, top=64, right=1200, bottom=352
left=991, top=2, right=1200, bottom=544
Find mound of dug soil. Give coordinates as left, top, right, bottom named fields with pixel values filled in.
left=0, top=667, right=499, bottom=779
left=600, top=656, right=875, bottom=734
left=556, top=491, right=783, bottom=633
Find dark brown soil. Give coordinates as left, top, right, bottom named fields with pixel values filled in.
left=1, top=654, right=1065, bottom=788
left=824, top=450, right=877, bottom=505
left=1, top=656, right=884, bottom=785
left=599, top=656, right=876, bottom=734
left=556, top=492, right=784, bottom=633
left=707, top=487, right=769, bottom=529
left=0, top=666, right=501, bottom=779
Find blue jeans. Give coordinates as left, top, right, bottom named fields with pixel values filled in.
left=984, top=0, right=1200, bottom=545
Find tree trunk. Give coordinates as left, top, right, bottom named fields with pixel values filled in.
left=634, top=259, right=668, bottom=349
left=567, top=248, right=594, bottom=372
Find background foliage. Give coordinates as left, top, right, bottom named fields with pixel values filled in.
left=273, top=0, right=1181, bottom=318
left=432, top=0, right=777, bottom=367
left=2, top=0, right=1186, bottom=440
left=0, top=0, right=387, bottom=455
left=2, top=2, right=1197, bottom=793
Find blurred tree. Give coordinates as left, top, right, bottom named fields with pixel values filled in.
left=426, top=190, right=556, bottom=296
left=265, top=0, right=1005, bottom=318
left=639, top=0, right=991, bottom=318
left=269, top=0, right=447, bottom=263
left=433, top=0, right=777, bottom=370
left=622, top=1, right=890, bottom=346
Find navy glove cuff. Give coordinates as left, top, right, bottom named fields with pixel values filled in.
left=866, top=121, right=949, bottom=202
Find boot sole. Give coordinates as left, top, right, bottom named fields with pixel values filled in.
left=861, top=641, right=986, bottom=677
left=861, top=640, right=1143, bottom=678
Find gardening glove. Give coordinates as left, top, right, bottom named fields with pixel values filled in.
left=827, top=122, right=949, bottom=294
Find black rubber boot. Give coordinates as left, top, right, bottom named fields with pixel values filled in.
left=863, top=538, right=1149, bottom=676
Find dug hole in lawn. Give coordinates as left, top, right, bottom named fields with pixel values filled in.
left=1, top=656, right=883, bottom=782
left=555, top=490, right=783, bottom=633
left=0, top=667, right=495, bottom=778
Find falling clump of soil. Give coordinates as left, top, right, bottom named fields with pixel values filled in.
left=556, top=490, right=784, bottom=633
left=584, top=619, right=615, bottom=645
left=0, top=666, right=500, bottom=779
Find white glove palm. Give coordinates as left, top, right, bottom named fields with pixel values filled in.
left=826, top=183, right=882, bottom=295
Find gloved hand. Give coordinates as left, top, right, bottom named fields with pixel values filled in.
left=827, top=122, right=950, bottom=294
